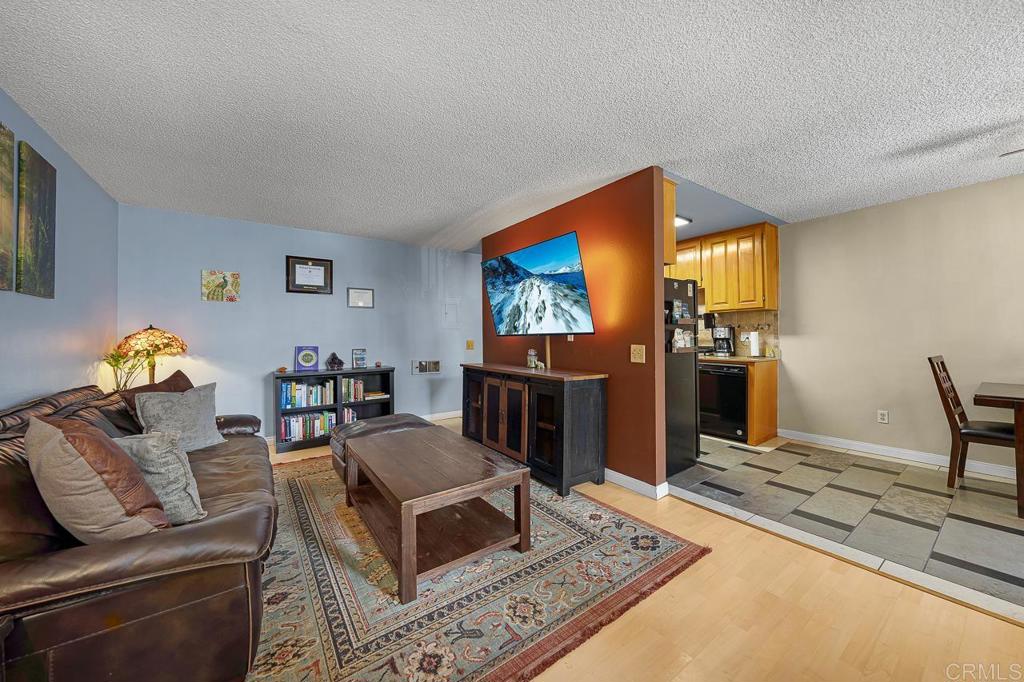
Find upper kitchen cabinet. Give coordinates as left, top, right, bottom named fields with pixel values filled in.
left=663, top=177, right=678, bottom=265
left=701, top=223, right=779, bottom=312
left=672, top=238, right=702, bottom=284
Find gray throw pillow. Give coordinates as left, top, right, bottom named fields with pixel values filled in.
left=135, top=383, right=226, bottom=452
left=116, top=432, right=207, bottom=525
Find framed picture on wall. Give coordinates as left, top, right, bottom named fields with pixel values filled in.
left=286, top=255, right=333, bottom=294
left=347, top=287, right=374, bottom=308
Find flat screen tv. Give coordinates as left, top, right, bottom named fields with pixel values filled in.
left=482, top=231, right=595, bottom=336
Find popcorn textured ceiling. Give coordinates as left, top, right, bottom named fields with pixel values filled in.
left=1, top=1, right=1021, bottom=250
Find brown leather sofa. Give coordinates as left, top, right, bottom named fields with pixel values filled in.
left=0, top=385, right=276, bottom=682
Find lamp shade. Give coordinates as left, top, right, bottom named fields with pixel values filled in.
left=116, top=325, right=188, bottom=358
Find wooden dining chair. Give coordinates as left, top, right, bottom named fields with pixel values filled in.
left=928, top=356, right=1016, bottom=487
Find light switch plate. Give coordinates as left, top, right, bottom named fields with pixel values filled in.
left=630, top=344, right=646, bottom=363
left=465, top=339, right=475, bottom=350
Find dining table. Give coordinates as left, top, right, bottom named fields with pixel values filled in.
left=973, top=382, right=1024, bottom=518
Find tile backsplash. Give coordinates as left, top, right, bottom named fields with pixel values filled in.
left=697, top=309, right=780, bottom=358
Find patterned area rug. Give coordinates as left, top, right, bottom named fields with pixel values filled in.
left=249, top=456, right=709, bottom=681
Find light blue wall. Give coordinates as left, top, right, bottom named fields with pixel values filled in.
left=116, top=205, right=483, bottom=432
left=0, top=89, right=118, bottom=405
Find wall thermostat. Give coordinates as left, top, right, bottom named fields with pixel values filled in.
left=412, top=360, right=441, bottom=374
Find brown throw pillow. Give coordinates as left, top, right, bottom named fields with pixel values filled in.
left=25, top=417, right=170, bottom=544
left=119, top=370, right=194, bottom=417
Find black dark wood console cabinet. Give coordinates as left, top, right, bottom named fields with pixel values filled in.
left=461, top=363, right=607, bottom=496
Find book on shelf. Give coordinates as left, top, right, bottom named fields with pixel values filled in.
left=339, top=378, right=365, bottom=403
left=278, top=410, right=337, bottom=442
left=363, top=391, right=389, bottom=400
left=340, top=407, right=358, bottom=425
left=279, top=380, right=335, bottom=410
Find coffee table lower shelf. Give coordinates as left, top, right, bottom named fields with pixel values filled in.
left=348, top=484, right=520, bottom=583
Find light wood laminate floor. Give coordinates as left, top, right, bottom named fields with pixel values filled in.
left=271, top=430, right=1024, bottom=682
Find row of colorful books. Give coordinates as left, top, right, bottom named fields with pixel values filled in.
left=340, top=407, right=358, bottom=425
left=279, top=411, right=336, bottom=442
left=340, top=378, right=365, bottom=403
left=279, top=381, right=334, bottom=410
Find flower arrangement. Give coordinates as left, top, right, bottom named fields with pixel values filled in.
left=102, top=348, right=147, bottom=391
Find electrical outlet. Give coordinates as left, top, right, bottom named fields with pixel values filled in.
left=567, top=335, right=574, bottom=342
left=630, top=344, right=646, bottom=364
left=465, top=339, right=475, bottom=350
left=877, top=409, right=889, bottom=424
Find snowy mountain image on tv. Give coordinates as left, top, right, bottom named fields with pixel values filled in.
left=482, top=232, right=595, bottom=336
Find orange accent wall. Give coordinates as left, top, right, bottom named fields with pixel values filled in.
left=481, top=168, right=666, bottom=486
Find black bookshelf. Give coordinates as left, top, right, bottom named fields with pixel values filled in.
left=271, top=366, right=395, bottom=453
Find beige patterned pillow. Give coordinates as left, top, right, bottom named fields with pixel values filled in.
left=135, top=383, right=225, bottom=452
left=25, top=418, right=169, bottom=544
left=116, top=432, right=207, bottom=525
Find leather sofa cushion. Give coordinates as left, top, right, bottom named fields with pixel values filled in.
left=0, top=386, right=104, bottom=434
left=26, top=418, right=170, bottom=544
left=119, top=369, right=194, bottom=418
left=188, top=436, right=273, bottom=499
left=329, top=413, right=432, bottom=459
left=0, top=434, right=77, bottom=562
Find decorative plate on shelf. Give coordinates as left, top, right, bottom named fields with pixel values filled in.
left=294, top=346, right=319, bottom=372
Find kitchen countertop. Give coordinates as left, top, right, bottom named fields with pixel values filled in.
left=698, top=355, right=779, bottom=364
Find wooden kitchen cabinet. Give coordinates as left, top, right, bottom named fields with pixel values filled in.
left=672, top=238, right=702, bottom=285
left=663, top=177, right=677, bottom=265
left=699, top=222, right=778, bottom=312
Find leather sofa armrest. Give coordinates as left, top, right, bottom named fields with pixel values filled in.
left=216, top=414, right=261, bottom=436
left=0, top=504, right=275, bottom=614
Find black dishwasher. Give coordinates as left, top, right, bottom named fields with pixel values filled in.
left=698, top=363, right=747, bottom=442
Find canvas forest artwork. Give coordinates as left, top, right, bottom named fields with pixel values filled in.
left=201, top=270, right=240, bottom=302
left=16, top=141, right=56, bottom=299
left=0, top=124, right=12, bottom=291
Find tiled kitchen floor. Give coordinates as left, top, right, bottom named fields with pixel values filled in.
left=670, top=437, right=1024, bottom=612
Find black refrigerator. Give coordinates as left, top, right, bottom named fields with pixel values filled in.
left=664, top=278, right=700, bottom=477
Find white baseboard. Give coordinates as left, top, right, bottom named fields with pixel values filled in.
left=604, top=468, right=669, bottom=499
left=422, top=410, right=462, bottom=421
left=777, top=429, right=1017, bottom=481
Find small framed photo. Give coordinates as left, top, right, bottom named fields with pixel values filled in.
left=286, top=256, right=333, bottom=294
left=347, top=287, right=374, bottom=308
left=352, top=348, right=367, bottom=368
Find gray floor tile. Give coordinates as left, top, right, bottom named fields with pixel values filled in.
left=667, top=464, right=719, bottom=489
left=732, top=483, right=809, bottom=520
left=699, top=436, right=732, bottom=453
left=948, top=487, right=1024, bottom=533
left=779, top=510, right=851, bottom=543
left=894, top=467, right=955, bottom=497
left=875, top=486, right=952, bottom=527
left=745, top=449, right=805, bottom=473
left=797, top=486, right=877, bottom=527
left=925, top=556, right=1024, bottom=607
left=768, top=464, right=838, bottom=494
left=848, top=457, right=906, bottom=474
left=800, top=449, right=857, bottom=471
left=776, top=442, right=834, bottom=458
left=699, top=465, right=775, bottom=494
left=692, top=481, right=742, bottom=505
left=828, top=466, right=898, bottom=497
left=846, top=512, right=938, bottom=571
left=932, top=517, right=1024, bottom=580
left=699, top=448, right=755, bottom=471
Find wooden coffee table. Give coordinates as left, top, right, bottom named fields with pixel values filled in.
left=343, top=425, right=531, bottom=603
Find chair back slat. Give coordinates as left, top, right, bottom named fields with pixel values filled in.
left=928, top=356, right=967, bottom=431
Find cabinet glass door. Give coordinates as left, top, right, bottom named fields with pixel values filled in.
left=528, top=384, right=560, bottom=475
left=464, top=373, right=484, bottom=441
left=504, top=381, right=527, bottom=462
left=483, top=378, right=503, bottom=449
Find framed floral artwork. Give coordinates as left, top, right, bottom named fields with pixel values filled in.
left=202, top=270, right=240, bottom=302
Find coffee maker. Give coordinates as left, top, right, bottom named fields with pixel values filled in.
left=712, top=325, right=735, bottom=357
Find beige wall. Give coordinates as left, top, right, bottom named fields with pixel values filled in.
left=778, top=174, right=1024, bottom=467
